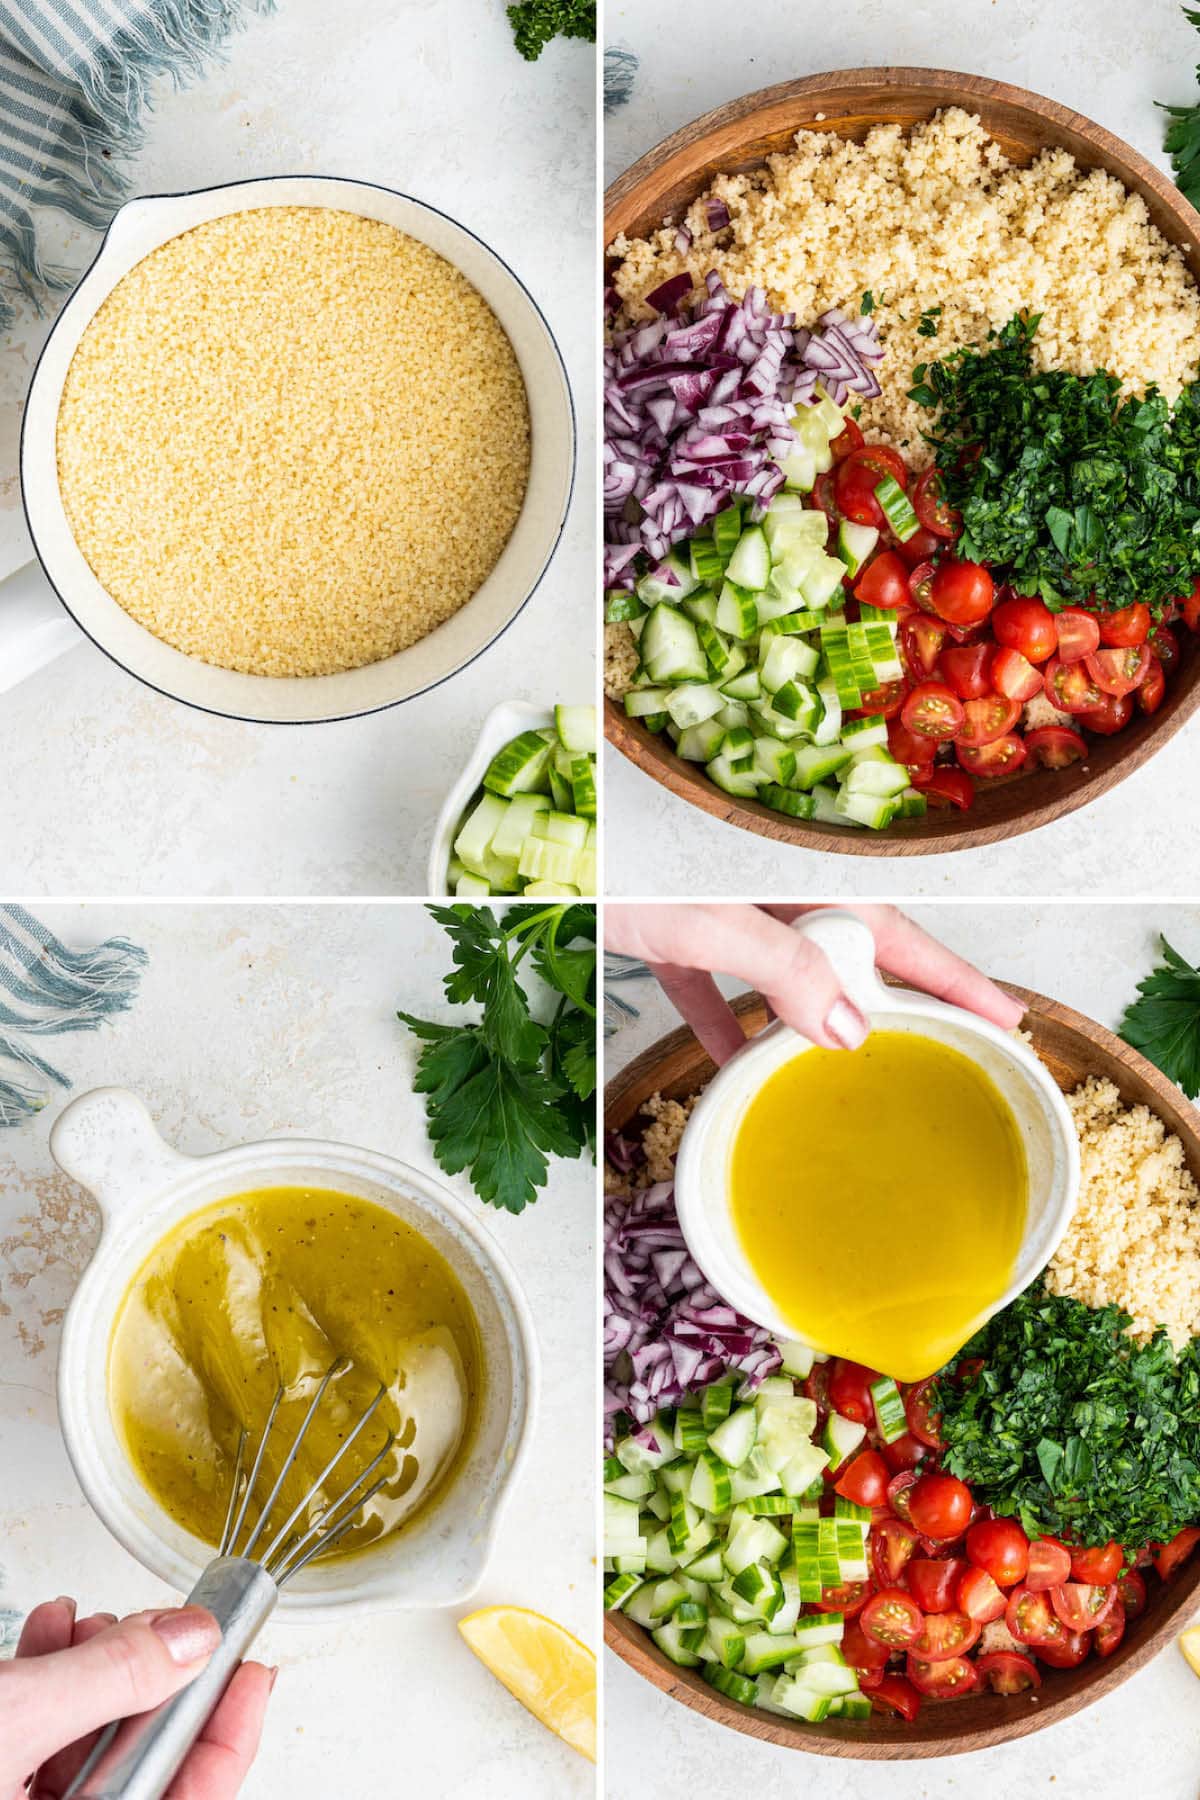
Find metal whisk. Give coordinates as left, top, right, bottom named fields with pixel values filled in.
left=65, top=1357, right=395, bottom=1800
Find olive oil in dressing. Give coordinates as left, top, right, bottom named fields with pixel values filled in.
left=729, top=1032, right=1026, bottom=1381
left=108, top=1186, right=482, bottom=1559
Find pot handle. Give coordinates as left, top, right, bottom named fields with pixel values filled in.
left=789, top=910, right=891, bottom=1020
left=0, top=559, right=82, bottom=694
left=50, top=1088, right=192, bottom=1212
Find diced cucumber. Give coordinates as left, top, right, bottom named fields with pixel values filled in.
left=776, top=1340, right=817, bottom=1379
left=533, top=809, right=588, bottom=849
left=689, top=536, right=725, bottom=585
left=792, top=743, right=852, bottom=789
left=720, top=726, right=755, bottom=766
left=763, top=507, right=828, bottom=558
left=703, top=1621, right=748, bottom=1674
left=637, top=549, right=698, bottom=605
left=676, top=717, right=726, bottom=762
left=624, top=685, right=672, bottom=719
left=724, top=1515, right=788, bottom=1577
left=837, top=789, right=900, bottom=830
left=696, top=619, right=744, bottom=679
left=875, top=474, right=920, bottom=542
left=604, top=1492, right=643, bottom=1557
left=689, top=1449, right=733, bottom=1513
left=716, top=582, right=759, bottom=639
left=845, top=758, right=909, bottom=800
left=684, top=1546, right=726, bottom=1585
left=568, top=756, right=596, bottom=818
left=604, top=1468, right=655, bottom=1501
left=707, top=750, right=761, bottom=797
left=896, top=787, right=928, bottom=819
left=641, top=604, right=707, bottom=683
left=454, top=793, right=508, bottom=873
left=454, top=873, right=490, bottom=897
left=752, top=737, right=797, bottom=786
left=836, top=519, right=880, bottom=576
left=712, top=503, right=743, bottom=558
left=482, top=729, right=555, bottom=797
left=489, top=792, right=550, bottom=861
left=726, top=525, right=770, bottom=591
left=701, top=1381, right=735, bottom=1429
left=604, top=1571, right=644, bottom=1611
left=821, top=1413, right=866, bottom=1473
left=760, top=635, right=820, bottom=695
left=760, top=784, right=815, bottom=820
left=664, top=683, right=725, bottom=730
left=681, top=589, right=719, bottom=627
left=870, top=1376, right=909, bottom=1443
left=829, top=1693, right=872, bottom=1719
left=651, top=1622, right=703, bottom=1667
left=522, top=880, right=580, bottom=897
left=703, top=1661, right=759, bottom=1707
left=840, top=713, right=888, bottom=752
left=605, top=589, right=645, bottom=623
left=741, top=1631, right=810, bottom=1676
left=554, top=703, right=596, bottom=753
left=707, top=1405, right=757, bottom=1469
left=615, top=1419, right=676, bottom=1474
left=720, top=668, right=762, bottom=701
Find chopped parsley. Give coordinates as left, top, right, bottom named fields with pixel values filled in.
left=506, top=0, right=595, bottom=60
left=916, top=303, right=942, bottom=338
left=911, top=313, right=1200, bottom=613
left=1120, top=935, right=1200, bottom=1098
left=860, top=290, right=875, bottom=315
left=936, top=1285, right=1200, bottom=1548
left=1160, top=7, right=1200, bottom=209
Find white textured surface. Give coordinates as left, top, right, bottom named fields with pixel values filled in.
left=604, top=901, right=1200, bottom=1797
left=0, top=904, right=595, bottom=1797
left=604, top=0, right=1200, bottom=898
left=0, top=0, right=595, bottom=895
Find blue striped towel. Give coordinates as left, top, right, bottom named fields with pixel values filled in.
left=0, top=0, right=273, bottom=333
left=0, top=905, right=147, bottom=1124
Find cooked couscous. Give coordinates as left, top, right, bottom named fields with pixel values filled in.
left=57, top=207, right=531, bottom=678
left=610, top=107, right=1200, bottom=460
left=1046, top=1076, right=1200, bottom=1348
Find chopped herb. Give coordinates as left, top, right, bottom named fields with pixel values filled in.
left=1120, top=935, right=1200, bottom=1098
left=916, top=304, right=943, bottom=338
left=935, top=1284, right=1200, bottom=1547
left=1159, top=7, right=1200, bottom=209
left=860, top=290, right=875, bottom=315
left=850, top=404, right=863, bottom=421
left=506, top=0, right=595, bottom=60
left=398, top=904, right=595, bottom=1213
left=911, top=313, right=1200, bottom=612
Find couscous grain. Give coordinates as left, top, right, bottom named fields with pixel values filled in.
left=57, top=207, right=531, bottom=678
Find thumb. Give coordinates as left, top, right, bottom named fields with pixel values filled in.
left=1, top=1606, right=221, bottom=1783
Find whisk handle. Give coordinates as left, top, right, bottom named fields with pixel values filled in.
left=64, top=1559, right=277, bottom=1800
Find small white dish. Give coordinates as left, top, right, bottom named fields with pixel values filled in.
left=674, top=910, right=1080, bottom=1350
left=52, top=1087, right=537, bottom=1618
left=425, top=699, right=552, bottom=895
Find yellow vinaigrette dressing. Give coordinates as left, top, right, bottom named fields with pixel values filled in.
left=108, top=1186, right=482, bottom=1559
left=729, top=1033, right=1026, bottom=1381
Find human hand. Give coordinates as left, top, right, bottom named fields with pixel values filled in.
left=0, top=1598, right=273, bottom=1800
left=605, top=903, right=1024, bottom=1065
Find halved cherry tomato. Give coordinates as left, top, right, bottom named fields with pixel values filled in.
left=1095, top=1611, right=1125, bottom=1657
left=1069, top=1542, right=1123, bottom=1586
left=1035, top=1628, right=1090, bottom=1669
left=940, top=643, right=993, bottom=700
left=829, top=1360, right=882, bottom=1425
left=966, top=1518, right=1029, bottom=1588
left=852, top=680, right=906, bottom=720
left=902, top=681, right=964, bottom=741
left=862, top=1586, right=924, bottom=1648
left=1153, top=1525, right=1200, bottom=1579
left=1045, top=656, right=1103, bottom=713
left=836, top=1449, right=890, bottom=1508
left=896, top=525, right=943, bottom=569
left=957, top=733, right=1028, bottom=778
left=1055, top=607, right=1102, bottom=663
left=1085, top=644, right=1150, bottom=696
left=1049, top=1582, right=1119, bottom=1632
left=908, top=559, right=937, bottom=612
left=1117, top=1570, right=1147, bottom=1618
left=1078, top=690, right=1134, bottom=735
left=991, top=645, right=1044, bottom=703
left=836, top=448, right=907, bottom=527
left=1176, top=574, right=1200, bottom=632
left=900, top=616, right=948, bottom=683
left=912, top=467, right=961, bottom=539
left=975, top=1650, right=1041, bottom=1694
left=1025, top=725, right=1088, bottom=769
left=911, top=1610, right=980, bottom=1658
left=871, top=1516, right=921, bottom=1587
left=1025, top=1537, right=1072, bottom=1592
left=855, top=549, right=912, bottom=610
left=1149, top=624, right=1180, bottom=675
left=908, top=1473, right=973, bottom=1542
left=992, top=595, right=1057, bottom=664
left=906, top=1652, right=979, bottom=1698
left=955, top=693, right=1021, bottom=747
left=1006, top=1584, right=1063, bottom=1646
left=810, top=471, right=839, bottom=525
left=880, top=1432, right=926, bottom=1474
left=888, top=715, right=937, bottom=769
left=955, top=1357, right=985, bottom=1389
left=929, top=558, right=995, bottom=627
left=907, top=1557, right=966, bottom=1614
left=829, top=417, right=865, bottom=461
left=958, top=1564, right=1007, bottom=1623
left=1137, top=655, right=1165, bottom=714
left=1098, top=601, right=1151, bottom=647
left=886, top=1469, right=922, bottom=1524
left=904, top=1379, right=945, bottom=1451
left=812, top=1580, right=871, bottom=1617
left=910, top=766, right=975, bottom=810
left=868, top=1673, right=922, bottom=1721
left=842, top=1615, right=892, bottom=1672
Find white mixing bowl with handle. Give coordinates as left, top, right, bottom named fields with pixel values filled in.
left=673, top=910, right=1081, bottom=1353
left=5, top=175, right=575, bottom=723
left=52, top=1087, right=537, bottom=1618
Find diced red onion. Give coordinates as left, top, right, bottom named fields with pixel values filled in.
left=705, top=198, right=731, bottom=232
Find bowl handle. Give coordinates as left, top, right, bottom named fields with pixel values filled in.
left=790, top=910, right=891, bottom=1018
left=0, top=560, right=82, bottom=695
left=50, top=1087, right=191, bottom=1213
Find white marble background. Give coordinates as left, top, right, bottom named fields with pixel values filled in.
left=604, top=0, right=1200, bottom=898
left=604, top=900, right=1200, bottom=1798
left=0, top=902, right=596, bottom=1797
left=0, top=0, right=595, bottom=896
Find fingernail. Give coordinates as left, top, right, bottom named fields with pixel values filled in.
left=826, top=998, right=868, bottom=1051
left=55, top=1595, right=76, bottom=1614
left=268, top=1666, right=280, bottom=1692
left=149, top=1607, right=221, bottom=1665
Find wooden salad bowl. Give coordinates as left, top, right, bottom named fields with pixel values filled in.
left=605, top=983, right=1200, bottom=1756
left=605, top=69, right=1200, bottom=855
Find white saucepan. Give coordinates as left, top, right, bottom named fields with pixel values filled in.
left=5, top=175, right=575, bottom=724
left=52, top=1087, right=537, bottom=1618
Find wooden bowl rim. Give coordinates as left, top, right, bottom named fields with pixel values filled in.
left=604, top=66, right=1200, bottom=857
left=603, top=982, right=1200, bottom=1757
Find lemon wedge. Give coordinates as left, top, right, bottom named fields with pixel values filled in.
left=1180, top=1624, right=1200, bottom=1677
left=459, top=1605, right=596, bottom=1762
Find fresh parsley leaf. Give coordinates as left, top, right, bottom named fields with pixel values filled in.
left=860, top=290, right=875, bottom=315
left=1159, top=7, right=1200, bottom=210
left=907, top=381, right=937, bottom=408
left=506, top=0, right=595, bottom=61
left=916, top=303, right=942, bottom=338
left=1120, top=935, right=1200, bottom=1097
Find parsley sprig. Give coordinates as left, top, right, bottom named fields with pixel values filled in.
left=1120, top=935, right=1200, bottom=1098
left=399, top=904, right=595, bottom=1215
left=1160, top=7, right=1200, bottom=210
left=506, top=0, right=595, bottom=60
left=911, top=313, right=1200, bottom=612
left=936, top=1286, right=1200, bottom=1547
